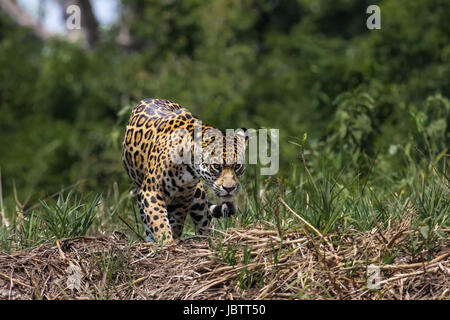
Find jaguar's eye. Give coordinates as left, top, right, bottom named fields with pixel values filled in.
left=212, top=164, right=222, bottom=171
left=235, top=164, right=245, bottom=175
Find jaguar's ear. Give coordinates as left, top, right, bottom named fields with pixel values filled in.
left=236, top=128, right=248, bottom=143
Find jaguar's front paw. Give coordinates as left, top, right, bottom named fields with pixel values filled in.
left=221, top=201, right=237, bottom=217
left=209, top=199, right=237, bottom=218
left=146, top=233, right=155, bottom=242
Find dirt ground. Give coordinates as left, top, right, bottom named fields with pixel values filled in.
left=0, top=226, right=449, bottom=300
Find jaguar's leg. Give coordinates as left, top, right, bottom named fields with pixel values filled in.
left=189, top=183, right=213, bottom=236
left=167, top=201, right=189, bottom=239
left=137, top=192, right=155, bottom=242
left=138, top=187, right=173, bottom=244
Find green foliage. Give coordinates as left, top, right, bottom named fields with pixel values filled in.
left=410, top=94, right=450, bottom=163
left=209, top=238, right=238, bottom=266
left=407, top=175, right=450, bottom=257
left=40, top=192, right=101, bottom=239
left=16, top=211, right=46, bottom=248
left=0, top=225, right=12, bottom=251
left=328, top=88, right=377, bottom=157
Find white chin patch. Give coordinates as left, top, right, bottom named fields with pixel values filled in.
left=217, top=188, right=229, bottom=197
left=219, top=192, right=234, bottom=198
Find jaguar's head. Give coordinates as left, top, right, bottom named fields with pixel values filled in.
left=194, top=128, right=248, bottom=198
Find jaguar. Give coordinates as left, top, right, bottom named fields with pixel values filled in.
left=122, top=98, right=248, bottom=243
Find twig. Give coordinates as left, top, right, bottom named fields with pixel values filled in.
left=380, top=251, right=450, bottom=270
left=188, top=272, right=237, bottom=299
left=55, top=240, right=67, bottom=260
left=117, top=276, right=149, bottom=292
left=0, top=271, right=33, bottom=289
left=181, top=235, right=209, bottom=241
left=117, top=214, right=145, bottom=242
left=273, top=179, right=283, bottom=238
left=8, top=269, right=13, bottom=299
left=0, top=168, right=10, bottom=227
left=379, top=267, right=439, bottom=285
left=279, top=197, right=333, bottom=251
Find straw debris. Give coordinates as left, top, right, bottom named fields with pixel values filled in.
left=0, top=224, right=448, bottom=300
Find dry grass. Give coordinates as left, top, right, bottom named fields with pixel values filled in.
left=1, top=220, right=448, bottom=300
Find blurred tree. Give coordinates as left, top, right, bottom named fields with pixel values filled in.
left=0, top=0, right=53, bottom=40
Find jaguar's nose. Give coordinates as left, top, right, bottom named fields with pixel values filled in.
left=223, top=186, right=237, bottom=194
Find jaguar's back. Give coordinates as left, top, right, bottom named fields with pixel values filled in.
left=122, top=98, right=196, bottom=188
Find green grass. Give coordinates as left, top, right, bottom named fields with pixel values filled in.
left=0, top=140, right=448, bottom=269
left=0, top=191, right=101, bottom=250
left=40, top=191, right=101, bottom=239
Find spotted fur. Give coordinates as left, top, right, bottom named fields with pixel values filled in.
left=122, top=99, right=247, bottom=243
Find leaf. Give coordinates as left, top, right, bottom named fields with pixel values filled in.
left=419, top=225, right=429, bottom=240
